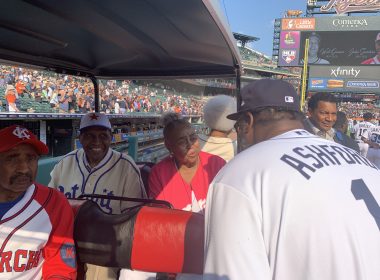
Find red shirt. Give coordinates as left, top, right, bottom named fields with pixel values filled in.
left=149, top=151, right=225, bottom=212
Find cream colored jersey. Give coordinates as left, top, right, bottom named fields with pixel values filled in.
left=204, top=129, right=380, bottom=280
left=199, top=135, right=237, bottom=162
left=49, top=148, right=146, bottom=214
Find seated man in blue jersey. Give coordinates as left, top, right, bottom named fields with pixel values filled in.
left=204, top=79, right=380, bottom=280
left=0, top=125, right=76, bottom=279
left=48, top=112, right=148, bottom=280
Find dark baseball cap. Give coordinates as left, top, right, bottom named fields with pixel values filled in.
left=227, top=79, right=300, bottom=120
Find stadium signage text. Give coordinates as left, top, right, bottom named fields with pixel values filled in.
left=320, top=0, right=380, bottom=15
left=331, top=67, right=360, bottom=77
left=281, top=18, right=315, bottom=31
left=332, top=19, right=368, bottom=27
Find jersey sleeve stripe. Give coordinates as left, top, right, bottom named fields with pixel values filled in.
left=0, top=185, right=37, bottom=225
left=0, top=188, right=53, bottom=254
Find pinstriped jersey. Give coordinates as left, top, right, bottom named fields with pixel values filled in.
left=0, top=183, right=76, bottom=279
left=353, top=121, right=375, bottom=142
left=48, top=148, right=146, bottom=214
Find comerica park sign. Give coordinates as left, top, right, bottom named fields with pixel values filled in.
left=320, top=0, right=380, bottom=14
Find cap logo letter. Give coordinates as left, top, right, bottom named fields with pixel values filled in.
left=12, top=126, right=31, bottom=139
left=285, top=96, right=294, bottom=103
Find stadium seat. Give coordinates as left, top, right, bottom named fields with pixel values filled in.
left=136, top=161, right=155, bottom=195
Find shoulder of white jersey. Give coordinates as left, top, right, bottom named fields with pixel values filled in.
left=119, top=151, right=141, bottom=170
left=55, top=149, right=80, bottom=165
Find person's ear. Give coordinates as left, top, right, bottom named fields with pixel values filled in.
left=240, top=112, right=254, bottom=134
left=247, top=112, right=254, bottom=128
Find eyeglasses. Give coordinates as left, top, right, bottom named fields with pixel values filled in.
left=175, top=133, right=198, bottom=149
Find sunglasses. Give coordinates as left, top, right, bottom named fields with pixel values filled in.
left=175, top=133, right=198, bottom=149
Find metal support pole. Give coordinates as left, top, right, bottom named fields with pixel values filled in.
left=90, top=76, right=99, bottom=112
left=300, top=38, right=309, bottom=112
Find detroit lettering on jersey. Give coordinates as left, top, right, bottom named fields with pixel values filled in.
left=0, top=249, right=41, bottom=273
left=281, top=144, right=378, bottom=180
left=58, top=184, right=115, bottom=214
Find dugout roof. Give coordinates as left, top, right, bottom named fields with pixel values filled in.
left=0, top=0, right=241, bottom=79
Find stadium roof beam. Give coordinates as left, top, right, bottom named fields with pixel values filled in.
left=233, top=32, right=259, bottom=48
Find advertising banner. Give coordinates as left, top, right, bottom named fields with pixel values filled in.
left=280, top=31, right=300, bottom=49
left=308, top=66, right=380, bottom=93
left=281, top=18, right=316, bottom=31
left=279, top=49, right=300, bottom=66
left=298, top=30, right=380, bottom=66
left=278, top=16, right=380, bottom=67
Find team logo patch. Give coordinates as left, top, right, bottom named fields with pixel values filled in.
left=285, top=96, right=294, bottom=103
left=281, top=50, right=296, bottom=64
left=13, top=126, right=31, bottom=139
left=60, top=243, right=76, bottom=268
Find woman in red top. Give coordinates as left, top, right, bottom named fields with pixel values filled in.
left=149, top=113, right=226, bottom=213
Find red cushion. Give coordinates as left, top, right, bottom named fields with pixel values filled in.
left=131, top=206, right=204, bottom=274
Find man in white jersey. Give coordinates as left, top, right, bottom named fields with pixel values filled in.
left=204, top=79, right=380, bottom=280
left=353, top=112, right=375, bottom=157
left=365, top=122, right=380, bottom=168
left=49, top=112, right=147, bottom=280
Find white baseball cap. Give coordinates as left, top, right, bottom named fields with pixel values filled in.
left=203, top=95, right=237, bottom=132
left=80, top=112, right=111, bottom=131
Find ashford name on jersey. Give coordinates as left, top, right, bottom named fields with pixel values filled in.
left=281, top=133, right=377, bottom=180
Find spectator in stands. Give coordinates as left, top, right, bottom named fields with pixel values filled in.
left=199, top=95, right=237, bottom=162
left=15, top=79, right=26, bottom=97
left=50, top=90, right=59, bottom=109
left=361, top=32, right=380, bottom=64
left=333, top=111, right=360, bottom=152
left=301, top=32, right=330, bottom=65
left=149, top=113, right=225, bottom=212
left=49, top=112, right=147, bottom=280
left=5, top=84, right=19, bottom=112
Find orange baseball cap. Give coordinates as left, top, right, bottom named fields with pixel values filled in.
left=0, top=125, right=48, bottom=155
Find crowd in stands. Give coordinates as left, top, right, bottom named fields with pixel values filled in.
left=1, top=65, right=379, bottom=122
left=194, top=78, right=235, bottom=89
left=238, top=46, right=277, bottom=68
left=338, top=102, right=380, bottom=120
left=0, top=65, right=205, bottom=115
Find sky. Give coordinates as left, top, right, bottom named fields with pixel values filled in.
left=222, top=0, right=307, bottom=57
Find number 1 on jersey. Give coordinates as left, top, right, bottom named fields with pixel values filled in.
left=351, top=179, right=380, bottom=230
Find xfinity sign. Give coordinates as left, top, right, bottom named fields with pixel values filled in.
left=331, top=67, right=360, bottom=78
